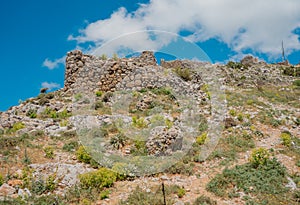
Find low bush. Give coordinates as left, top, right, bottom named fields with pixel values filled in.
left=44, top=146, right=55, bottom=159
left=176, top=187, right=186, bottom=198
left=79, top=168, right=117, bottom=190
left=63, top=141, right=79, bottom=152
left=206, top=158, right=288, bottom=197
left=293, top=79, right=300, bottom=87
left=196, top=132, right=207, bottom=145
left=132, top=116, right=148, bottom=128
left=166, top=161, right=194, bottom=176
left=249, top=147, right=270, bottom=168
left=45, top=174, right=57, bottom=192
left=280, top=132, right=292, bottom=147
left=174, top=67, right=192, bottom=81
left=100, top=190, right=110, bottom=200
left=227, top=61, right=243, bottom=69
left=0, top=173, right=3, bottom=186
left=76, top=146, right=92, bottom=164
left=95, top=90, right=103, bottom=97
left=7, top=122, right=25, bottom=133
left=26, top=109, right=37, bottom=118
left=110, top=133, right=127, bottom=149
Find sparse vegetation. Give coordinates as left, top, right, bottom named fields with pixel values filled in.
left=196, top=132, right=207, bottom=145
left=207, top=158, right=288, bottom=199
left=76, top=146, right=92, bottom=164
left=280, top=132, right=292, bottom=147
left=7, top=122, right=25, bottom=133
left=44, top=146, right=55, bottom=159
left=227, top=61, right=243, bottom=69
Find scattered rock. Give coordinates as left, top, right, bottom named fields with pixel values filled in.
left=0, top=183, right=16, bottom=197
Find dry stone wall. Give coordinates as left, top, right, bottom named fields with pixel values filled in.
left=64, top=50, right=158, bottom=94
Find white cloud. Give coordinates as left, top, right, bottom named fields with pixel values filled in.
left=41, top=82, right=61, bottom=90
left=42, top=56, right=65, bottom=70
left=69, top=0, right=300, bottom=59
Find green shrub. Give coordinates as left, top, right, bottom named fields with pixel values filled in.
left=63, top=141, right=78, bottom=152
left=196, top=132, right=207, bottom=145
left=26, top=109, right=37, bottom=118
left=193, top=195, right=217, bottom=205
left=132, top=116, right=147, bottom=128
left=177, top=187, right=186, bottom=198
left=57, top=109, right=70, bottom=119
left=8, top=122, right=25, bottom=133
left=249, top=148, right=270, bottom=167
left=295, top=117, right=300, bottom=126
left=206, top=158, right=287, bottom=197
left=76, top=146, right=92, bottom=163
left=79, top=168, right=117, bottom=190
left=45, top=174, right=57, bottom=192
left=293, top=79, right=300, bottom=87
left=44, top=146, right=55, bottom=159
left=112, top=162, right=134, bottom=180
left=227, top=61, right=243, bottom=69
left=174, top=67, right=192, bottom=81
left=130, top=140, right=148, bottom=156
left=31, top=178, right=46, bottom=195
left=237, top=113, right=243, bottom=122
left=95, top=90, right=103, bottom=97
left=280, top=132, right=292, bottom=147
left=50, top=110, right=58, bottom=118
left=151, top=87, right=172, bottom=96
left=100, top=190, right=110, bottom=200
left=0, top=173, right=3, bottom=186
left=110, top=133, right=127, bottom=149
left=229, top=109, right=237, bottom=116
left=166, top=161, right=194, bottom=176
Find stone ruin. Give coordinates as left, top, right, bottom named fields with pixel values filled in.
left=64, top=50, right=158, bottom=94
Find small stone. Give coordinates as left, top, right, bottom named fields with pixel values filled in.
left=0, top=183, right=16, bottom=196
left=160, top=175, right=169, bottom=181
left=7, top=179, right=23, bottom=187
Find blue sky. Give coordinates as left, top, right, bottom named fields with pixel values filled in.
left=1, top=0, right=300, bottom=111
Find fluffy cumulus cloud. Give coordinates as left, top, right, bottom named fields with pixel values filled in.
left=41, top=82, right=61, bottom=90
left=69, top=0, right=300, bottom=59
left=42, top=56, right=65, bottom=70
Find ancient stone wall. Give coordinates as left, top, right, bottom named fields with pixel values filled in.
left=64, top=50, right=157, bottom=94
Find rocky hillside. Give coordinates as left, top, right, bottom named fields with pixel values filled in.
left=0, top=51, right=299, bottom=205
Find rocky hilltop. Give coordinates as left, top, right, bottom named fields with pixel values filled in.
left=0, top=51, right=299, bottom=205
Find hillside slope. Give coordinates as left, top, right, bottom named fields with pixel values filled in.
left=0, top=51, right=299, bottom=205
